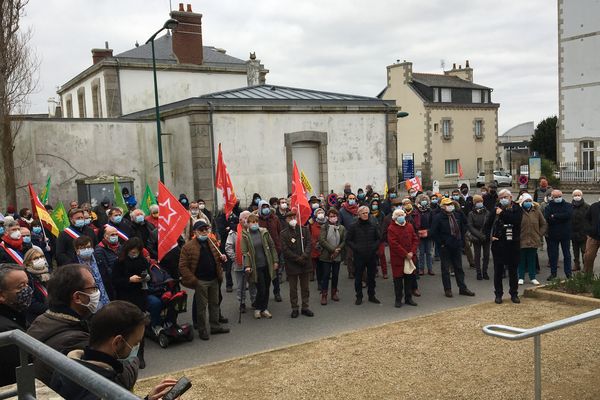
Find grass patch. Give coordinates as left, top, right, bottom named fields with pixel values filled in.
left=545, top=272, right=600, bottom=298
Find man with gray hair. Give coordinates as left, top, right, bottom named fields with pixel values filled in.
left=225, top=210, right=256, bottom=312
left=570, top=189, right=589, bottom=271
left=490, top=189, right=523, bottom=304
left=544, top=189, right=573, bottom=280
left=0, top=264, right=31, bottom=386
left=0, top=219, right=32, bottom=264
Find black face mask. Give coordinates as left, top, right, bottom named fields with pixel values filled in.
left=344, top=189, right=351, bottom=195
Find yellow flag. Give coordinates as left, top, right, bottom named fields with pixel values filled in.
left=383, top=182, right=388, bottom=199
left=300, top=170, right=313, bottom=194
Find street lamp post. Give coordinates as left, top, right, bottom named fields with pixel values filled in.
left=146, top=18, right=179, bottom=183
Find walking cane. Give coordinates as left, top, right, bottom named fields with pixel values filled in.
left=238, top=270, right=246, bottom=324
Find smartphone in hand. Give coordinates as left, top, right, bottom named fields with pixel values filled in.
left=162, top=377, right=192, bottom=400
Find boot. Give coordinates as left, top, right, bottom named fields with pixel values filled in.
left=476, top=268, right=483, bottom=280
left=573, top=261, right=581, bottom=272
left=331, top=289, right=340, bottom=301
left=321, top=290, right=328, bottom=305
left=393, top=278, right=403, bottom=308
left=482, top=268, right=490, bottom=280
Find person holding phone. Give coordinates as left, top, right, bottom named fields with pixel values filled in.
left=51, top=300, right=182, bottom=399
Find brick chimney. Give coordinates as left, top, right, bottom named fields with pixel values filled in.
left=444, top=60, right=473, bottom=82
left=91, top=42, right=113, bottom=65
left=170, top=3, right=203, bottom=65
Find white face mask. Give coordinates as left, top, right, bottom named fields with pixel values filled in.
left=32, top=258, right=48, bottom=270
left=77, top=289, right=101, bottom=314
left=445, top=205, right=455, bottom=213
left=9, top=231, right=22, bottom=240
left=573, top=196, right=582, bottom=202
left=288, top=219, right=298, bottom=228
left=199, top=204, right=206, bottom=210
left=280, top=203, right=288, bottom=210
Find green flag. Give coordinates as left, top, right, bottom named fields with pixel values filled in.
left=113, top=177, right=128, bottom=212
left=39, top=176, right=51, bottom=204
left=51, top=201, right=70, bottom=232
left=140, top=184, right=157, bottom=215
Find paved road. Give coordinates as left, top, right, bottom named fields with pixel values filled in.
left=140, top=248, right=592, bottom=378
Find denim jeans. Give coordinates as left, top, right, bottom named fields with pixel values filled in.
left=547, top=238, right=572, bottom=277
left=234, top=269, right=256, bottom=304
left=146, top=294, right=163, bottom=327
left=320, top=261, right=341, bottom=291
left=418, top=238, right=433, bottom=272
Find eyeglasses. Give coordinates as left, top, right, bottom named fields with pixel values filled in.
left=81, top=284, right=99, bottom=292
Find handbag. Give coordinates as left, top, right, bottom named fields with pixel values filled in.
left=403, top=258, right=416, bottom=274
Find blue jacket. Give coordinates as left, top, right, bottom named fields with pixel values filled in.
left=543, top=200, right=573, bottom=240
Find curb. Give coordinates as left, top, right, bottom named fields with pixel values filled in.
left=523, top=285, right=600, bottom=307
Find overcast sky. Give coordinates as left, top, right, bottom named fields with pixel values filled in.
left=22, top=0, right=557, bottom=134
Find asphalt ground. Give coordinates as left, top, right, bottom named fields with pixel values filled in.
left=140, top=245, right=595, bottom=378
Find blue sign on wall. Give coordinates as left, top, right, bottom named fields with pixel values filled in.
left=402, top=153, right=414, bottom=180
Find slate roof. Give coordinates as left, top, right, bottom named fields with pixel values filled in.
left=411, top=73, right=490, bottom=90
left=200, top=85, right=378, bottom=101
left=114, top=33, right=247, bottom=66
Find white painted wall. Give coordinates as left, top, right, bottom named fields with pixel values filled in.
left=211, top=112, right=387, bottom=207
left=561, top=0, right=600, bottom=38
left=13, top=119, right=157, bottom=207
left=61, top=70, right=108, bottom=118
left=562, top=35, right=600, bottom=87
left=119, top=69, right=247, bottom=115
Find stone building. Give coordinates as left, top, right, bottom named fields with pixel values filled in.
left=557, top=0, right=600, bottom=176
left=380, top=61, right=500, bottom=188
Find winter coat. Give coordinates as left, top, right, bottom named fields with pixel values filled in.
left=240, top=228, right=278, bottom=283
left=25, top=273, right=48, bottom=327
left=585, top=201, right=600, bottom=240
left=483, top=192, right=498, bottom=212
left=533, top=186, right=552, bottom=203
left=520, top=205, right=547, bottom=249
left=93, top=241, right=120, bottom=300
left=51, top=348, right=138, bottom=400
left=97, top=220, right=135, bottom=245
left=571, top=201, right=590, bottom=242
left=490, top=202, right=523, bottom=243
left=27, top=307, right=90, bottom=385
left=430, top=211, right=467, bottom=250
left=309, top=222, right=323, bottom=258
left=543, top=200, right=573, bottom=241
left=56, top=225, right=97, bottom=266
left=0, top=304, right=26, bottom=387
left=346, top=218, right=381, bottom=259
left=381, top=215, right=393, bottom=243
left=129, top=221, right=156, bottom=251
left=387, top=222, right=419, bottom=278
left=225, top=230, right=243, bottom=272
left=112, top=256, right=151, bottom=310
left=339, top=205, right=358, bottom=230
left=280, top=226, right=312, bottom=275
left=258, top=213, right=282, bottom=253
left=178, top=238, right=223, bottom=289
left=0, top=240, right=31, bottom=264
left=318, top=223, right=346, bottom=262
left=467, top=208, right=492, bottom=243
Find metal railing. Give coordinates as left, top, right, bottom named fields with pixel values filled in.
left=0, top=329, right=139, bottom=400
left=557, top=161, right=600, bottom=182
left=483, top=308, right=600, bottom=400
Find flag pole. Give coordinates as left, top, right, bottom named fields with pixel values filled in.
left=297, top=205, right=304, bottom=253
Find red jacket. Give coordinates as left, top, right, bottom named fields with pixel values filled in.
left=258, top=213, right=282, bottom=253
left=387, top=222, right=419, bottom=278
left=309, top=222, right=322, bottom=258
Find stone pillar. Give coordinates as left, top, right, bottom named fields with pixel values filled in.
left=385, top=107, right=399, bottom=190
left=485, top=160, right=494, bottom=186
left=188, top=112, right=216, bottom=211
left=246, top=52, right=261, bottom=86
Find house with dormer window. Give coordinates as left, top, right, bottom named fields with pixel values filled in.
left=379, top=61, right=500, bottom=188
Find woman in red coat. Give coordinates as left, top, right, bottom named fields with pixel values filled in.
left=387, top=209, right=419, bottom=308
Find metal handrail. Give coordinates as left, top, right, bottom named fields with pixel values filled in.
left=0, top=329, right=138, bottom=400
left=483, top=308, right=600, bottom=400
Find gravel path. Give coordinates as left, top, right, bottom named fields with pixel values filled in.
left=136, top=298, right=600, bottom=399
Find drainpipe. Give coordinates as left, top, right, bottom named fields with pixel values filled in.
left=207, top=101, right=218, bottom=215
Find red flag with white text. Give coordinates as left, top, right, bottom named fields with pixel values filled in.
left=405, top=177, right=423, bottom=192
left=458, top=162, right=464, bottom=179
left=290, top=161, right=312, bottom=225
left=158, top=181, right=189, bottom=261
left=215, top=143, right=238, bottom=218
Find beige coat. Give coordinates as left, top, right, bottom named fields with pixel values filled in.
left=520, top=205, right=547, bottom=249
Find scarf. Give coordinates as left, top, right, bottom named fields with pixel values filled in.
left=2, top=235, right=23, bottom=252
left=447, top=212, right=461, bottom=240
left=371, top=209, right=380, bottom=218
left=101, top=239, right=120, bottom=254
left=342, top=202, right=359, bottom=216
left=26, top=262, right=50, bottom=282
left=326, top=224, right=341, bottom=261
left=235, top=223, right=243, bottom=266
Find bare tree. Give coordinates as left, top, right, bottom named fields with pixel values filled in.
left=0, top=0, right=39, bottom=207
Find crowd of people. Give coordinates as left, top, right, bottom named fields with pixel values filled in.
left=1, top=176, right=599, bottom=396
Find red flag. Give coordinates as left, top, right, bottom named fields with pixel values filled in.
left=235, top=223, right=243, bottom=266
left=458, top=162, right=464, bottom=179
left=290, top=161, right=312, bottom=225
left=405, top=177, right=423, bottom=192
left=158, top=181, right=189, bottom=261
left=215, top=143, right=238, bottom=219
left=28, top=182, right=59, bottom=237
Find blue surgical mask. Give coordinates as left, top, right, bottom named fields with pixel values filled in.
left=0, top=227, right=4, bottom=236
left=198, top=235, right=208, bottom=242
left=431, top=199, right=438, bottom=205
left=135, top=215, right=144, bottom=224
left=74, top=219, right=85, bottom=228
left=475, top=202, right=484, bottom=209
left=523, top=201, right=533, bottom=210
left=348, top=200, right=356, bottom=206
left=372, top=205, right=379, bottom=211
left=499, top=198, right=511, bottom=207
left=396, top=216, right=406, bottom=224
left=389, top=193, right=397, bottom=199
left=254, top=198, right=261, bottom=205
left=445, top=205, right=455, bottom=213
left=118, top=339, right=140, bottom=363
left=452, top=195, right=460, bottom=201
left=358, top=193, right=366, bottom=200
left=554, top=197, right=563, bottom=203
left=112, top=215, right=123, bottom=224
left=78, top=248, right=94, bottom=259
left=108, top=235, right=119, bottom=244
left=32, top=226, right=42, bottom=234
left=84, top=218, right=92, bottom=226
left=261, top=208, right=271, bottom=216
left=250, top=224, right=259, bottom=232
left=420, top=200, right=428, bottom=206
left=22, top=236, right=31, bottom=244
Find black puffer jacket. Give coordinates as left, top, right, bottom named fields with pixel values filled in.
left=467, top=207, right=492, bottom=242
left=346, top=218, right=380, bottom=258
left=571, top=201, right=590, bottom=242
left=0, top=304, right=27, bottom=387
left=430, top=211, right=466, bottom=250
